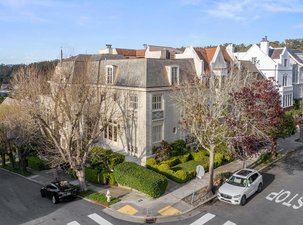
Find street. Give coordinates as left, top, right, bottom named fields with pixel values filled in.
left=0, top=169, right=136, bottom=225
left=1, top=148, right=303, bottom=225
left=160, top=148, right=303, bottom=225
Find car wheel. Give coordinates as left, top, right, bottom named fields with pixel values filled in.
left=52, top=195, right=58, bottom=204
left=257, top=183, right=263, bottom=193
left=40, top=190, right=46, bottom=198
left=240, top=195, right=247, bottom=206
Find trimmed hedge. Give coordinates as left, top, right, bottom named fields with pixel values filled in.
left=170, top=139, right=186, bottom=156
left=85, top=167, right=116, bottom=185
left=89, top=147, right=125, bottom=171
left=27, top=156, right=47, bottom=171
left=114, top=162, right=168, bottom=198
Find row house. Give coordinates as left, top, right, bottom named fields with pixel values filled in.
left=231, top=37, right=293, bottom=108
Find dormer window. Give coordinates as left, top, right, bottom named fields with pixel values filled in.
left=106, top=65, right=114, bottom=84
left=168, top=65, right=179, bottom=85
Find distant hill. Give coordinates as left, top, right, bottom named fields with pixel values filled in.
left=0, top=60, right=58, bottom=85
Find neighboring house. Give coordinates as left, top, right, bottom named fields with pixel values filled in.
left=175, top=46, right=233, bottom=77
left=288, top=49, right=303, bottom=99
left=231, top=37, right=293, bottom=108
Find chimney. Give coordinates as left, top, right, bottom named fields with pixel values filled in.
left=260, top=36, right=269, bottom=55
left=105, top=44, right=113, bottom=54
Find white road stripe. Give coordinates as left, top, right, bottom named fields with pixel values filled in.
left=190, top=213, right=216, bottom=225
left=88, top=213, right=113, bottom=225
left=67, top=221, right=81, bottom=225
left=223, top=221, right=237, bottom=225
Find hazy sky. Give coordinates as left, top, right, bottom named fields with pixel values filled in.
left=0, top=0, right=303, bottom=64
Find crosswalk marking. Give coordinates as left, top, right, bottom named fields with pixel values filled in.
left=67, top=221, right=81, bottom=225
left=88, top=213, right=113, bottom=225
left=190, top=213, right=216, bottom=225
left=223, top=221, right=237, bottom=225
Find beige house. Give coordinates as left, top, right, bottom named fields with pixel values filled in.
left=50, top=45, right=235, bottom=165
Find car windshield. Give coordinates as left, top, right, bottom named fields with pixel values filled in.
left=226, top=175, right=247, bottom=187
left=56, top=181, right=73, bottom=190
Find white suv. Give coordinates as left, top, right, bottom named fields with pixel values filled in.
left=217, top=169, right=263, bottom=205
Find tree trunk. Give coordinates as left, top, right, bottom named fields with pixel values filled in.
left=8, top=143, right=15, bottom=168
left=300, top=124, right=303, bottom=142
left=1, top=147, right=5, bottom=167
left=271, top=138, right=277, bottom=160
left=207, top=149, right=215, bottom=193
left=18, top=148, right=27, bottom=173
left=76, top=169, right=87, bottom=191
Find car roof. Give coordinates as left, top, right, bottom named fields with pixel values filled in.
left=234, top=169, right=256, bottom=178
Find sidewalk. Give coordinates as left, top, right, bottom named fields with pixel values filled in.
left=25, top=133, right=303, bottom=224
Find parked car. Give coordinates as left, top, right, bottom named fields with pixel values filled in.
left=217, top=169, right=263, bottom=205
left=40, top=181, right=78, bottom=204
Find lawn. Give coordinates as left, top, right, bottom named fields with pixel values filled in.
left=172, top=160, right=201, bottom=172
left=79, top=190, right=120, bottom=206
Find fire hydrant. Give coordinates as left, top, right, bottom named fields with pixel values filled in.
left=106, top=190, right=111, bottom=203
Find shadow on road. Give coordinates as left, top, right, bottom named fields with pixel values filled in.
left=280, top=149, right=303, bottom=175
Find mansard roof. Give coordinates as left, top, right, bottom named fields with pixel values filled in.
left=51, top=55, right=197, bottom=88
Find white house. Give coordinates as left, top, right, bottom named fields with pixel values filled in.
left=288, top=49, right=303, bottom=100
left=232, top=37, right=293, bottom=108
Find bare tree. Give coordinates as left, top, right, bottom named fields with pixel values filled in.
left=174, top=70, right=259, bottom=191
left=0, top=102, right=39, bottom=172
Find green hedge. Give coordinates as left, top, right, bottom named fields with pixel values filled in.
left=85, top=167, right=116, bottom=185
left=27, top=156, right=47, bottom=171
left=170, top=139, right=186, bottom=156
left=114, top=162, right=168, bottom=198
left=89, top=147, right=125, bottom=171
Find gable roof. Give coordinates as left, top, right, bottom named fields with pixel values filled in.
left=288, top=49, right=303, bottom=64
left=193, top=47, right=233, bottom=72
left=269, top=48, right=283, bottom=59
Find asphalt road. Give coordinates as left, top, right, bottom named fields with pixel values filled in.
left=2, top=148, right=303, bottom=225
left=0, top=169, right=136, bottom=225
left=160, top=148, right=303, bottom=225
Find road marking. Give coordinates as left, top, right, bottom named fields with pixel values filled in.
left=190, top=213, right=216, bottom=225
left=117, top=204, right=138, bottom=215
left=223, top=221, right=237, bottom=225
left=158, top=205, right=181, bottom=216
left=88, top=213, right=113, bottom=225
left=29, top=175, right=39, bottom=179
left=67, top=221, right=81, bottom=225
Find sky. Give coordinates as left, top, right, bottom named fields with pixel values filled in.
left=0, top=0, right=303, bottom=64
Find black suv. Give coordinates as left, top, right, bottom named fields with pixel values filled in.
left=40, top=181, right=78, bottom=204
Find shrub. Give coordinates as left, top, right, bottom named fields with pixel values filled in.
left=178, top=152, right=191, bottom=163
left=161, top=157, right=180, bottom=167
left=27, top=156, right=46, bottom=171
left=214, top=153, right=224, bottom=168
left=146, top=158, right=158, bottom=166
left=155, top=141, right=172, bottom=162
left=173, top=160, right=200, bottom=172
left=191, top=150, right=209, bottom=162
left=89, top=147, right=125, bottom=171
left=114, top=162, right=168, bottom=198
left=171, top=139, right=186, bottom=156
left=85, top=167, right=102, bottom=184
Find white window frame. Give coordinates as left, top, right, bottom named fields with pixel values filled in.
left=152, top=123, right=163, bottom=143
left=171, top=66, right=179, bottom=85
left=104, top=121, right=119, bottom=142
left=282, top=75, right=287, bottom=86
left=106, top=65, right=114, bottom=84
left=129, top=94, right=138, bottom=110
left=152, top=94, right=163, bottom=111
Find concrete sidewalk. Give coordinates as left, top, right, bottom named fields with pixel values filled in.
left=25, top=133, right=303, bottom=224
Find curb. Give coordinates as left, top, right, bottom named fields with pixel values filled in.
left=0, top=167, right=44, bottom=186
